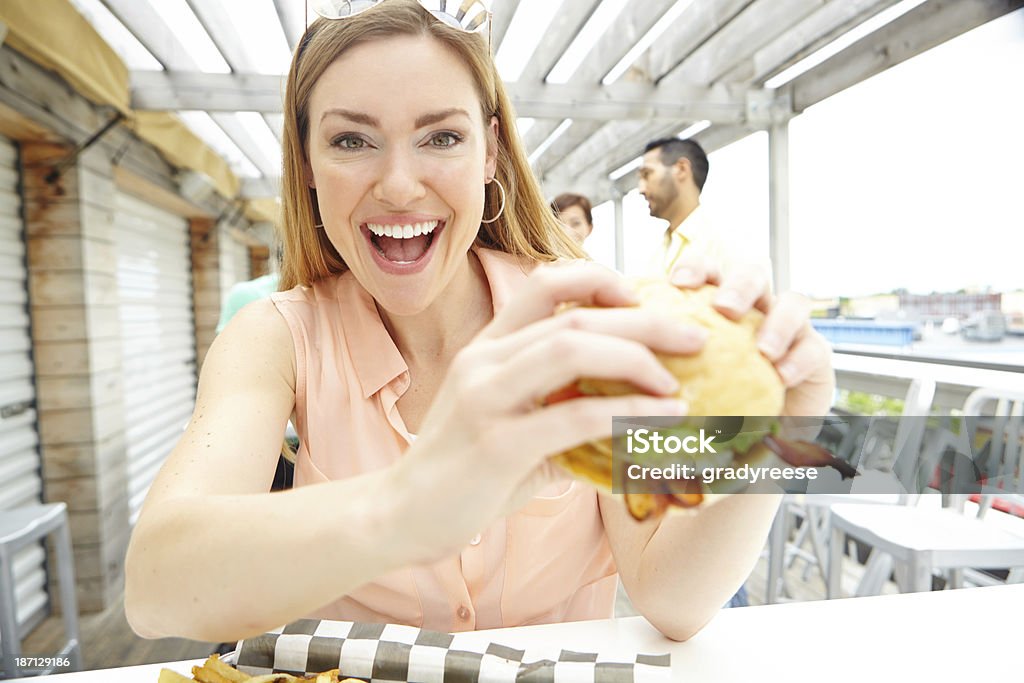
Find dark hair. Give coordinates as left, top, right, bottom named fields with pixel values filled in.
left=551, top=193, right=593, bottom=226
left=643, top=137, right=709, bottom=191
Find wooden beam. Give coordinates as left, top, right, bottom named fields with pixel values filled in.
left=0, top=99, right=59, bottom=142
left=532, top=120, right=604, bottom=176
left=718, top=0, right=901, bottom=85
left=791, top=0, right=1024, bottom=112
left=658, top=0, right=825, bottom=87
left=186, top=0, right=259, bottom=73
left=768, top=122, right=791, bottom=292
left=112, top=166, right=212, bottom=219
left=273, top=0, right=304, bottom=52
left=511, top=81, right=751, bottom=122
left=490, top=1, right=516, bottom=55
left=130, top=70, right=753, bottom=122
left=211, top=113, right=281, bottom=179
left=103, top=0, right=205, bottom=71
left=516, top=0, right=598, bottom=84
left=130, top=70, right=284, bottom=113
left=562, top=0, right=678, bottom=84
left=643, top=0, right=754, bottom=83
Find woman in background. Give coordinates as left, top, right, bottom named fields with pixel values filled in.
left=552, top=192, right=594, bottom=245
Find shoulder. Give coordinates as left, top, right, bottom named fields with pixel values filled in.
left=213, top=298, right=296, bottom=387
left=270, top=273, right=353, bottom=307
left=228, top=296, right=291, bottom=336
left=476, top=247, right=543, bottom=283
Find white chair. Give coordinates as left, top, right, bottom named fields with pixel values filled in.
left=827, top=387, right=1024, bottom=599
left=0, top=502, right=81, bottom=677
left=765, top=377, right=936, bottom=603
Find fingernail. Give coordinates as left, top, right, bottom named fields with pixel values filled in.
left=670, top=267, right=699, bottom=286
left=758, top=332, right=783, bottom=358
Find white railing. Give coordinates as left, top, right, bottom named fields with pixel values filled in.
left=832, top=352, right=1023, bottom=412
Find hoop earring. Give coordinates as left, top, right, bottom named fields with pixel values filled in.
left=480, top=178, right=506, bottom=224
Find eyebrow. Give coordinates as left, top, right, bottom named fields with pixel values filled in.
left=321, top=108, right=379, bottom=126
left=320, top=107, right=472, bottom=129
left=414, top=108, right=471, bottom=128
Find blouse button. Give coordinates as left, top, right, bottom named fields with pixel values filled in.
left=457, top=605, right=471, bottom=620
left=469, top=534, right=482, bottom=546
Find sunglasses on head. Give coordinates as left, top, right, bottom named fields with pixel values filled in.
left=307, top=0, right=491, bottom=34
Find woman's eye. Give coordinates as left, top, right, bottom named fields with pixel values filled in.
left=430, top=132, right=462, bottom=148
left=333, top=135, right=367, bottom=150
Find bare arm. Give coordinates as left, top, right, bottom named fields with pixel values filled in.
left=124, top=300, right=409, bottom=642
left=600, top=492, right=780, bottom=640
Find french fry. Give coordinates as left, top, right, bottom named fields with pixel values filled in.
left=204, top=655, right=250, bottom=683
left=166, top=655, right=359, bottom=683
left=192, top=662, right=236, bottom=683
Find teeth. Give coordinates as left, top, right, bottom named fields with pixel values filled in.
left=367, top=220, right=439, bottom=239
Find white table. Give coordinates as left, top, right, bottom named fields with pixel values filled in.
left=12, top=584, right=1023, bottom=682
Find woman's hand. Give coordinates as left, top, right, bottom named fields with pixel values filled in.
left=668, top=254, right=835, bottom=418
left=391, top=261, right=706, bottom=563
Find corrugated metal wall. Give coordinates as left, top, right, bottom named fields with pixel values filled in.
left=114, top=192, right=196, bottom=524
left=0, top=135, right=49, bottom=635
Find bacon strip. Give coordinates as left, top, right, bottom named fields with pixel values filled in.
left=763, top=435, right=857, bottom=479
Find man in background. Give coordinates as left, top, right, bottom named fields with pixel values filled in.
left=638, top=137, right=714, bottom=275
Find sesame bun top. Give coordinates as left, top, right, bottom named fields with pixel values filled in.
left=578, top=280, right=784, bottom=416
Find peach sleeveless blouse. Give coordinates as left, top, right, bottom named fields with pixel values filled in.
left=270, top=248, right=617, bottom=632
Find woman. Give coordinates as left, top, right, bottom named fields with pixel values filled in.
left=552, top=192, right=594, bottom=245
left=125, top=0, right=832, bottom=643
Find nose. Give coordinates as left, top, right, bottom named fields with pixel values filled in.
left=372, top=147, right=426, bottom=207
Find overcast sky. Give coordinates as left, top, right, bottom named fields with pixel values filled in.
left=586, top=8, right=1024, bottom=299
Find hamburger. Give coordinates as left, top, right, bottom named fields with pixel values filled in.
left=544, top=280, right=853, bottom=520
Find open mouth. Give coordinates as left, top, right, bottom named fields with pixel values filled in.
left=364, top=219, right=443, bottom=265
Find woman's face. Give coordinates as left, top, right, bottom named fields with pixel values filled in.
left=306, top=34, right=497, bottom=315
left=558, top=205, right=592, bottom=244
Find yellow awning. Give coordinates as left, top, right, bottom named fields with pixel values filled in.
left=130, top=112, right=240, bottom=200
left=0, top=0, right=266, bottom=207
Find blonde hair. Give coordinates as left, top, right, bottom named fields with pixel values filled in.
left=278, top=0, right=583, bottom=290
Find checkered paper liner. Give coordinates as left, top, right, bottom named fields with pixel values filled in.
left=222, top=619, right=671, bottom=682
